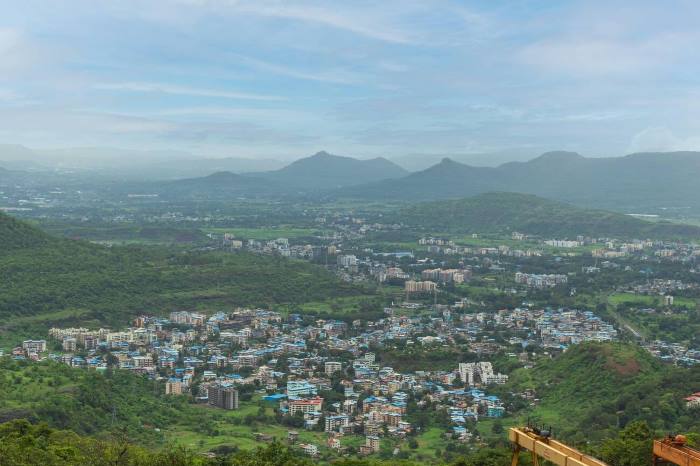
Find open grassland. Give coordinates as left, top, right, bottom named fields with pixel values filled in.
left=608, top=292, right=696, bottom=309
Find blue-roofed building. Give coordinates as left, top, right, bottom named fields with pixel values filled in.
left=263, top=393, right=287, bottom=403
left=287, top=380, right=317, bottom=397
left=487, top=406, right=505, bottom=417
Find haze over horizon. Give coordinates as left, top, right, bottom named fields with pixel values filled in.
left=2, top=0, right=700, bottom=161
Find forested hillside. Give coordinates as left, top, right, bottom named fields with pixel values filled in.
left=0, top=213, right=51, bottom=251
left=398, top=193, right=700, bottom=239
left=0, top=212, right=364, bottom=344
left=0, top=359, right=208, bottom=442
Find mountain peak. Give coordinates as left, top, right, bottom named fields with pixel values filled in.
left=204, top=171, right=241, bottom=181
left=439, top=157, right=463, bottom=166
left=312, top=150, right=333, bottom=158
left=532, top=151, right=584, bottom=163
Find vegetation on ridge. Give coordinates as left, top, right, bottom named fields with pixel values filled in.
left=398, top=193, right=700, bottom=239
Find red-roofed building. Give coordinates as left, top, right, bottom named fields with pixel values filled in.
left=288, top=397, right=324, bottom=415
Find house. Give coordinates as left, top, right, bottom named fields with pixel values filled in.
left=359, top=436, right=381, bottom=455
left=22, top=340, right=47, bottom=354
left=685, top=393, right=700, bottom=409
left=325, top=361, right=342, bottom=375
left=327, top=436, right=342, bottom=450
left=299, top=443, right=318, bottom=456
left=324, top=414, right=350, bottom=432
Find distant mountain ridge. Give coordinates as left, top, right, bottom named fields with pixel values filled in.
left=339, top=150, right=700, bottom=211
left=246, top=151, right=409, bottom=189
left=0, top=144, right=285, bottom=179
left=398, top=192, right=700, bottom=239
left=153, top=170, right=273, bottom=199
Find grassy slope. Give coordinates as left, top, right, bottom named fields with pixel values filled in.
left=399, top=192, right=700, bottom=239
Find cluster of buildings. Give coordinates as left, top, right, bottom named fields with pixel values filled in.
left=590, top=238, right=700, bottom=263
left=11, top=303, right=534, bottom=457
left=222, top=235, right=334, bottom=260
left=535, top=310, right=618, bottom=347
left=8, top=290, right=698, bottom=458
left=404, top=280, right=437, bottom=294
left=643, top=340, right=700, bottom=366
left=458, top=362, right=508, bottom=386
left=421, top=268, right=471, bottom=284
left=544, top=239, right=583, bottom=248
left=456, top=307, right=619, bottom=351
left=624, top=279, right=697, bottom=296
left=514, top=272, right=569, bottom=289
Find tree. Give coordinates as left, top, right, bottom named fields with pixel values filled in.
left=491, top=420, right=504, bottom=435
left=600, top=421, right=652, bottom=466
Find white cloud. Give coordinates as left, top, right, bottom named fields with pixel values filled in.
left=232, top=2, right=414, bottom=44
left=0, top=89, right=20, bottom=102
left=0, top=106, right=314, bottom=151
left=519, top=32, right=692, bottom=77
left=232, top=54, right=363, bottom=85
left=93, top=82, right=284, bottom=101
left=0, top=28, right=37, bottom=74
left=628, top=127, right=700, bottom=153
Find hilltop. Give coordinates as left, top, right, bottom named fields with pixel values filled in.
left=248, top=151, right=409, bottom=189
left=338, top=151, right=700, bottom=211
left=0, top=212, right=51, bottom=251
left=398, top=192, right=700, bottom=239
left=158, top=170, right=272, bottom=198
left=151, top=151, right=408, bottom=197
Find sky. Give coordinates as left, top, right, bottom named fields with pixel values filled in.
left=1, top=0, right=700, bottom=160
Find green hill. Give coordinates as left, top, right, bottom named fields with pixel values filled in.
left=0, top=212, right=363, bottom=345
left=398, top=192, right=700, bottom=239
left=507, top=342, right=700, bottom=444
left=158, top=170, right=274, bottom=199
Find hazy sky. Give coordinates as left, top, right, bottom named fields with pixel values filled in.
left=1, top=0, right=700, bottom=159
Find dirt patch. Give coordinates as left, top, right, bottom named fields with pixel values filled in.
left=604, top=356, right=641, bottom=376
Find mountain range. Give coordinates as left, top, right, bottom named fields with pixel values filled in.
left=5, top=146, right=700, bottom=212
left=155, top=151, right=408, bottom=197
left=339, top=150, right=700, bottom=211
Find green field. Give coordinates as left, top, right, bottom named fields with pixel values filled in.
left=608, top=292, right=696, bottom=309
